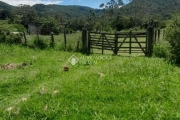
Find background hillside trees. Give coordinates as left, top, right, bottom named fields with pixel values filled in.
left=17, top=4, right=39, bottom=26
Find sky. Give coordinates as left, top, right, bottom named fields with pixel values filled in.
left=0, top=0, right=128, bottom=9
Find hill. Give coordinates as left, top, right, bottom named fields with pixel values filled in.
left=120, top=0, right=180, bottom=20
left=32, top=4, right=98, bottom=19
left=0, top=1, right=98, bottom=19
left=0, top=1, right=14, bottom=10
left=1, top=0, right=180, bottom=20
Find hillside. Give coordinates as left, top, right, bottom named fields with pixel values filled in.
left=121, top=0, right=180, bottom=20
left=0, top=1, right=98, bottom=19
left=32, top=4, right=98, bottom=19
left=0, top=1, right=14, bottom=10
left=1, top=0, right=180, bottom=20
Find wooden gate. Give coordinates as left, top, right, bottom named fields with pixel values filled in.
left=85, top=27, right=154, bottom=56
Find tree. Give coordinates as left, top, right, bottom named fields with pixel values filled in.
left=99, top=0, right=124, bottom=28
left=17, top=4, right=39, bottom=26
left=0, top=10, right=11, bottom=20
left=128, top=0, right=147, bottom=26
left=40, top=17, right=59, bottom=35
left=87, top=10, right=97, bottom=30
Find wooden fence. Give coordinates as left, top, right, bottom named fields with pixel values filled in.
left=82, top=27, right=155, bottom=56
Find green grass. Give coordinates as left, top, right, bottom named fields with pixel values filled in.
left=0, top=43, right=180, bottom=119
left=25, top=33, right=82, bottom=51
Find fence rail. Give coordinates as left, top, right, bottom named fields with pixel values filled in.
left=82, top=27, right=155, bottom=56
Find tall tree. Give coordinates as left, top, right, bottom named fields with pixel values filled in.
left=128, top=0, right=147, bottom=26
left=17, top=4, right=39, bottom=26
left=100, top=0, right=124, bottom=24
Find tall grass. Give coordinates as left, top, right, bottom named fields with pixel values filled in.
left=0, top=44, right=180, bottom=119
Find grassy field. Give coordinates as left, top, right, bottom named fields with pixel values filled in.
left=24, top=32, right=82, bottom=51
left=0, top=37, right=180, bottom=119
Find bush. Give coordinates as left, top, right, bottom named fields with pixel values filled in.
left=33, top=37, right=47, bottom=49
left=13, top=24, right=26, bottom=32
left=0, top=34, right=6, bottom=43
left=41, top=22, right=59, bottom=35
left=153, top=41, right=171, bottom=59
left=165, top=15, right=180, bottom=64
left=7, top=33, right=23, bottom=44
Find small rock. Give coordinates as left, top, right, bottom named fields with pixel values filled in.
left=64, top=67, right=69, bottom=71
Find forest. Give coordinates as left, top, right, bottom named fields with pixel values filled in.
left=1, top=0, right=179, bottom=35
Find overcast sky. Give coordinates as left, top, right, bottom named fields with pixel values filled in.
left=1, top=0, right=127, bottom=9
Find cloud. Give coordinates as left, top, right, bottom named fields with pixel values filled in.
left=1, top=0, right=63, bottom=6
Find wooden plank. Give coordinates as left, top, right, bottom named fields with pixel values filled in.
left=90, top=44, right=115, bottom=47
left=117, top=42, right=146, bottom=44
left=91, top=47, right=114, bottom=50
left=90, top=41, right=115, bottom=44
left=118, top=47, right=146, bottom=49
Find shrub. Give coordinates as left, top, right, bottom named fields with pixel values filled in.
left=7, top=33, right=23, bottom=44
left=41, top=22, right=59, bottom=35
left=33, top=36, right=47, bottom=49
left=0, top=34, right=6, bottom=43
left=13, top=24, right=26, bottom=32
left=153, top=41, right=171, bottom=59
left=165, top=15, right=180, bottom=64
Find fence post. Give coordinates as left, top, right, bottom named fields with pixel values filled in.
left=114, top=32, right=118, bottom=55
left=87, top=31, right=91, bottom=55
left=158, top=29, right=160, bottom=41
left=155, top=30, right=157, bottom=43
left=64, top=29, right=67, bottom=49
left=102, top=33, right=104, bottom=54
left=76, top=41, right=80, bottom=51
left=147, top=26, right=154, bottom=57
left=129, top=31, right=132, bottom=54
left=50, top=32, right=54, bottom=47
left=162, top=29, right=165, bottom=40
left=23, top=31, right=27, bottom=45
left=82, top=28, right=88, bottom=54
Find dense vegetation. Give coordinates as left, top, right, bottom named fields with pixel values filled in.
left=120, top=0, right=180, bottom=20
left=1, top=0, right=180, bottom=32
left=165, top=15, right=180, bottom=64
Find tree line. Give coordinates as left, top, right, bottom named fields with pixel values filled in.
left=0, top=0, right=168, bottom=35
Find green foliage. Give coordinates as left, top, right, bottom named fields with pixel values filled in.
left=0, top=34, right=6, bottom=43
left=153, top=41, right=170, bottom=59
left=18, top=4, right=39, bottom=25
left=165, top=15, right=180, bottom=64
left=0, top=20, right=26, bottom=35
left=33, top=4, right=94, bottom=19
left=8, top=33, right=23, bottom=44
left=0, top=9, right=11, bottom=20
left=41, top=21, right=59, bottom=35
left=13, top=24, right=26, bottom=32
left=33, top=36, right=47, bottom=49
left=120, top=0, right=180, bottom=20
left=112, top=16, right=132, bottom=31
